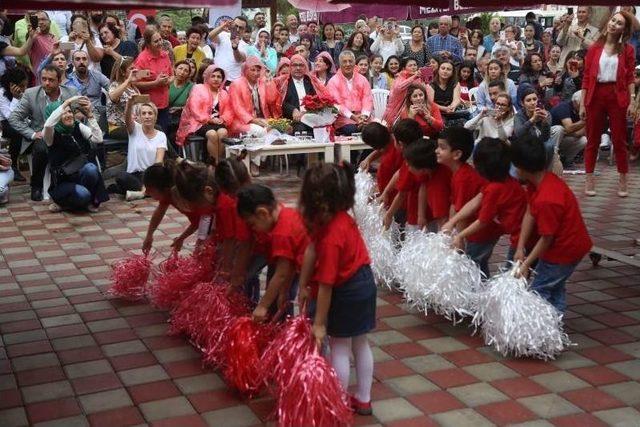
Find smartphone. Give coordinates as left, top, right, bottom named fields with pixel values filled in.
left=420, top=66, right=434, bottom=84
left=134, top=69, right=151, bottom=79
left=567, top=7, right=574, bottom=15
left=386, top=22, right=393, bottom=31
left=29, top=15, right=38, bottom=29
left=568, top=59, right=578, bottom=73
left=536, top=99, right=544, bottom=109
left=133, top=94, right=151, bottom=103
left=60, top=42, right=75, bottom=51
left=230, top=27, right=239, bottom=40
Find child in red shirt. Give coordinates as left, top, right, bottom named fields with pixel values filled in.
left=448, top=138, right=529, bottom=267
left=236, top=184, right=310, bottom=321
left=298, top=163, right=376, bottom=416
left=511, top=135, right=592, bottom=312
left=360, top=122, right=403, bottom=207
left=437, top=127, right=503, bottom=277
left=141, top=163, right=210, bottom=255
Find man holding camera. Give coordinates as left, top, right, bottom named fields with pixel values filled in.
left=557, top=7, right=599, bottom=66
left=209, top=16, right=249, bottom=83
left=8, top=66, right=78, bottom=201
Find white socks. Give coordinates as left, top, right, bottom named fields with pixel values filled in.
left=329, top=334, right=374, bottom=403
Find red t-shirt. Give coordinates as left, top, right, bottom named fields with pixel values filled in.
left=159, top=193, right=200, bottom=226
left=478, top=178, right=527, bottom=248
left=377, top=142, right=403, bottom=202
left=396, top=163, right=420, bottom=225
left=527, top=173, right=592, bottom=264
left=417, top=164, right=452, bottom=221
left=133, top=49, right=173, bottom=109
left=451, top=164, right=502, bottom=243
left=215, top=192, right=253, bottom=242
left=269, top=206, right=310, bottom=270
left=312, top=211, right=370, bottom=289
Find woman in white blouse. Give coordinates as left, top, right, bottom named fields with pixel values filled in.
left=370, top=22, right=404, bottom=64
left=464, top=93, right=515, bottom=142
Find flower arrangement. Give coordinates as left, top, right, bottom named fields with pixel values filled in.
left=301, top=94, right=338, bottom=114
left=267, top=118, right=292, bottom=133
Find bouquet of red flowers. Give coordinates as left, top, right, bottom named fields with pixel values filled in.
left=301, top=94, right=337, bottom=114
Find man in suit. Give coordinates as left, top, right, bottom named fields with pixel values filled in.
left=9, top=65, right=78, bottom=201
left=282, top=55, right=317, bottom=135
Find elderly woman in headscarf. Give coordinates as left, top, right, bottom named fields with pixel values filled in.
left=177, top=64, right=233, bottom=165
left=227, top=56, right=281, bottom=176
left=312, top=51, right=335, bottom=85
left=245, top=28, right=278, bottom=75
left=275, top=54, right=330, bottom=135
left=42, top=96, right=108, bottom=213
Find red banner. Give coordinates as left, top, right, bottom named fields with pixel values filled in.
left=4, top=0, right=236, bottom=10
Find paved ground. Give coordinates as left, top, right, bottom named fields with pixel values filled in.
left=0, top=161, right=639, bottom=427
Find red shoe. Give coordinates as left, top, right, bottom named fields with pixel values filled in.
left=349, top=395, right=372, bottom=416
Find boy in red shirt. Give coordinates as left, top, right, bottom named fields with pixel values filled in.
left=236, top=184, right=310, bottom=321
left=447, top=138, right=529, bottom=267
left=511, top=135, right=592, bottom=313
left=437, top=127, right=502, bottom=277
left=360, top=122, right=403, bottom=207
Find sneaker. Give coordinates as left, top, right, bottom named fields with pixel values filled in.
left=125, top=190, right=145, bottom=201
left=48, top=203, right=62, bottom=213
left=349, top=395, right=372, bottom=416
left=31, top=187, right=43, bottom=202
left=87, top=204, right=99, bottom=213
left=600, top=134, right=611, bottom=149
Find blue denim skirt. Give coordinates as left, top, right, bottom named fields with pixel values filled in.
left=326, top=265, right=377, bottom=337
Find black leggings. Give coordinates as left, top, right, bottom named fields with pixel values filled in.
left=112, top=171, right=143, bottom=195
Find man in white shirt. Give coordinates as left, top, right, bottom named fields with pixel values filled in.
left=286, top=14, right=299, bottom=44
left=282, top=55, right=317, bottom=134
left=209, top=16, right=248, bottom=83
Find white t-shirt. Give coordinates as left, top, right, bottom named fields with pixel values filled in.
left=213, top=31, right=248, bottom=82
left=127, top=122, right=167, bottom=173
left=59, top=34, right=103, bottom=72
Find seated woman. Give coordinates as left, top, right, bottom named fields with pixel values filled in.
left=431, top=58, right=468, bottom=126
left=312, top=51, right=335, bottom=86
left=168, top=61, right=195, bottom=135
left=0, top=67, right=28, bottom=182
left=0, top=152, right=12, bottom=205
left=43, top=96, right=109, bottom=212
left=464, top=92, right=515, bottom=142
left=245, top=29, right=278, bottom=74
left=399, top=84, right=443, bottom=137
left=458, top=60, right=476, bottom=109
left=382, top=57, right=432, bottom=126
left=108, top=95, right=167, bottom=199
left=107, top=57, right=140, bottom=139
left=299, top=34, right=319, bottom=63
left=176, top=64, right=232, bottom=165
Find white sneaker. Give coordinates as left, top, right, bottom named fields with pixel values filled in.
left=600, top=134, right=611, bottom=148
left=125, top=190, right=145, bottom=201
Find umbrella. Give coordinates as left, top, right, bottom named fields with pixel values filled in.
left=289, top=0, right=351, bottom=13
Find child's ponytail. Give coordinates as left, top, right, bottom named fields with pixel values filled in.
left=299, top=162, right=356, bottom=227
left=174, top=161, right=217, bottom=203
left=214, top=158, right=250, bottom=195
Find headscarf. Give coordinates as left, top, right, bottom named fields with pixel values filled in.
left=44, top=100, right=75, bottom=135
left=276, top=57, right=291, bottom=76
left=254, top=29, right=271, bottom=47
left=202, top=64, right=227, bottom=87
left=242, top=55, right=266, bottom=78
left=314, top=51, right=335, bottom=74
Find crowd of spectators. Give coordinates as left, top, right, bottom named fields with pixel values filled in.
left=0, top=6, right=638, bottom=210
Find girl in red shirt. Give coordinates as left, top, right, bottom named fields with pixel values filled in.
left=299, top=163, right=376, bottom=416
left=399, top=84, right=444, bottom=137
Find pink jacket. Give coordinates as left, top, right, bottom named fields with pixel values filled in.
left=326, top=70, right=373, bottom=129
left=175, top=84, right=232, bottom=146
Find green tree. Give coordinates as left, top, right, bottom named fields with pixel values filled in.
left=276, top=0, right=298, bottom=22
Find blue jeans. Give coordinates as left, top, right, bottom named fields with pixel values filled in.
left=0, top=168, right=14, bottom=203
left=530, top=260, right=577, bottom=313
left=244, top=254, right=267, bottom=305
left=49, top=163, right=100, bottom=210
left=466, top=239, right=498, bottom=278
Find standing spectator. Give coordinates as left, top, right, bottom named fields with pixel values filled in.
left=60, top=15, right=104, bottom=71
left=107, top=57, right=140, bottom=139
left=580, top=11, right=635, bottom=197
left=29, top=11, right=57, bottom=73
left=327, top=50, right=374, bottom=136
left=9, top=65, right=78, bottom=201
left=177, top=65, right=232, bottom=165
left=483, top=17, right=501, bottom=53
left=209, top=16, right=249, bottom=83
left=108, top=95, right=167, bottom=199
left=274, top=28, right=291, bottom=57
left=67, top=50, right=110, bottom=112
left=427, top=16, right=462, bottom=64
left=319, top=23, right=343, bottom=66
left=335, top=27, right=345, bottom=42
left=546, top=45, right=562, bottom=75
left=251, top=12, right=267, bottom=43
left=621, top=6, right=640, bottom=63
left=368, top=54, right=387, bottom=90
left=557, top=7, right=600, bottom=66
left=174, top=27, right=206, bottom=70
left=168, top=61, right=195, bottom=136
left=42, top=96, right=108, bottom=212
left=402, top=25, right=430, bottom=68
left=313, top=51, right=335, bottom=85
left=541, top=30, right=554, bottom=61
left=12, top=11, right=62, bottom=68
left=523, top=23, right=544, bottom=55
left=158, top=16, right=180, bottom=47
left=0, top=23, right=37, bottom=65
left=138, top=24, right=175, bottom=64
left=87, top=11, right=104, bottom=38
left=37, top=47, right=71, bottom=86
left=0, top=68, right=29, bottom=182
left=550, top=90, right=587, bottom=168
left=99, top=22, right=138, bottom=80
left=467, top=29, right=485, bottom=59
left=525, top=11, right=544, bottom=40
left=450, top=15, right=461, bottom=37
left=286, top=15, right=299, bottom=44
left=246, top=29, right=278, bottom=74
left=47, top=10, right=72, bottom=38
left=134, top=27, right=173, bottom=134
left=370, top=22, right=403, bottom=63
left=344, top=32, right=370, bottom=58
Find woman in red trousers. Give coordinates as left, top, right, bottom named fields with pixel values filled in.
left=580, top=11, right=635, bottom=197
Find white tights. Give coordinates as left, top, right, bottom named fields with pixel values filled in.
left=329, top=334, right=373, bottom=403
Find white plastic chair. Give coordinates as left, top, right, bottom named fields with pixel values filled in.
left=371, top=89, right=390, bottom=121
left=468, top=87, right=480, bottom=115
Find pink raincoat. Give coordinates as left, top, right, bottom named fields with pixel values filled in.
left=175, top=65, right=233, bottom=146
left=227, top=56, right=281, bottom=135
left=326, top=69, right=373, bottom=130
left=382, top=70, right=427, bottom=127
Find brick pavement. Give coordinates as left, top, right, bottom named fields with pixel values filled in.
left=0, top=163, right=639, bottom=427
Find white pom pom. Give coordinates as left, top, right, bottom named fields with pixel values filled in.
left=473, top=265, right=572, bottom=360
left=395, top=231, right=482, bottom=322
left=353, top=171, right=400, bottom=288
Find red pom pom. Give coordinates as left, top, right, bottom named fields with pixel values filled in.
left=108, top=254, right=151, bottom=301
left=168, top=281, right=221, bottom=347
left=222, top=317, right=277, bottom=397
left=277, top=350, right=353, bottom=427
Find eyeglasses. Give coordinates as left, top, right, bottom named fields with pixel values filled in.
left=292, top=63, right=306, bottom=67
left=495, top=102, right=509, bottom=107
